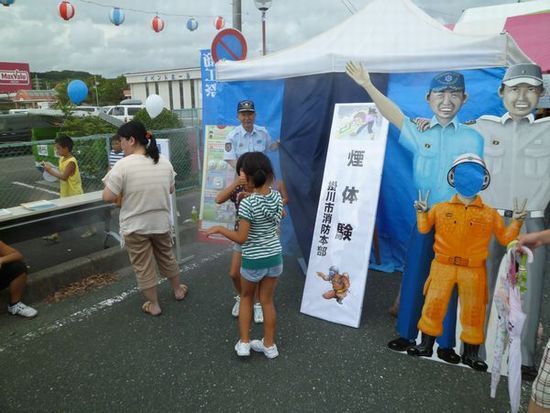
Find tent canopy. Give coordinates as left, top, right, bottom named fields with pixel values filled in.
left=454, top=0, right=550, bottom=72
left=454, top=0, right=550, bottom=35
left=216, top=0, right=531, bottom=81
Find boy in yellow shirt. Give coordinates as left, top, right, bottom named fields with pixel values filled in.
left=43, top=135, right=91, bottom=241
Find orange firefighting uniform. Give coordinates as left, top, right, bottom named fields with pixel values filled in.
left=417, top=195, right=522, bottom=345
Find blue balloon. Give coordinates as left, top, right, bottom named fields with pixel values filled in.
left=67, top=80, right=88, bottom=105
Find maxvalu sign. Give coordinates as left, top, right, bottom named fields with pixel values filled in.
left=0, top=62, right=31, bottom=94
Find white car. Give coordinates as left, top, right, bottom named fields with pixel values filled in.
left=105, top=105, right=145, bottom=123
left=72, top=106, right=101, bottom=116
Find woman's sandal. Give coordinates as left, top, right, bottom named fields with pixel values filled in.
left=142, top=301, right=162, bottom=316
left=174, top=284, right=189, bottom=301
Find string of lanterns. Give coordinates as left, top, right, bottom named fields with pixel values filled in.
left=2, top=0, right=226, bottom=33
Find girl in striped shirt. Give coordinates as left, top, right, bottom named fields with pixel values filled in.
left=207, top=152, right=283, bottom=359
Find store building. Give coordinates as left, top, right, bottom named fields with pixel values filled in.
left=124, top=67, right=202, bottom=111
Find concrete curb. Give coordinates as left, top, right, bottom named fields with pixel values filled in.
left=0, top=222, right=199, bottom=310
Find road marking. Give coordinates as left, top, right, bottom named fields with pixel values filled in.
left=12, top=181, right=59, bottom=196
left=0, top=248, right=230, bottom=352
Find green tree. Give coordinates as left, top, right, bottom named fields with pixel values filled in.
left=97, top=76, right=127, bottom=105
left=132, top=108, right=182, bottom=130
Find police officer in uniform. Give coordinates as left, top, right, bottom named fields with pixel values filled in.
left=470, top=63, right=550, bottom=381
left=223, top=100, right=276, bottom=169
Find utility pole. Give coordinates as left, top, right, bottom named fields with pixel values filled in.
left=233, top=0, right=242, bottom=31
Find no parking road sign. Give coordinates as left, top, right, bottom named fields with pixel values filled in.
left=211, top=28, right=248, bottom=62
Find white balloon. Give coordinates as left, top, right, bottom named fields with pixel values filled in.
left=145, top=94, right=165, bottom=119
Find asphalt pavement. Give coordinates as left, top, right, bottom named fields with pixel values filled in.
left=1, top=239, right=547, bottom=412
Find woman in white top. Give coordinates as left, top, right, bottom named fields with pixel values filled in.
left=102, top=121, right=187, bottom=316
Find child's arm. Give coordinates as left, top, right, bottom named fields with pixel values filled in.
left=207, top=219, right=250, bottom=244
left=215, top=175, right=245, bottom=204
left=277, top=180, right=289, bottom=206
left=43, top=160, right=76, bottom=181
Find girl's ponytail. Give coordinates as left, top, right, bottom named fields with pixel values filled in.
left=117, top=121, right=160, bottom=164
left=145, top=131, right=160, bottom=164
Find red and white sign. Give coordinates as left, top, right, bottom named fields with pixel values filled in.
left=0, top=62, right=31, bottom=94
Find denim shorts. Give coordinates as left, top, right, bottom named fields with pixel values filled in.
left=240, top=264, right=283, bottom=283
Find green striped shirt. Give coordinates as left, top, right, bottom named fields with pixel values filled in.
left=239, top=190, right=283, bottom=269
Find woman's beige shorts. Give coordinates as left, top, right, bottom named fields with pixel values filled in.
left=124, top=232, right=180, bottom=290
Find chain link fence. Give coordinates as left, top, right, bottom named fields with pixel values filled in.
left=0, top=126, right=203, bottom=209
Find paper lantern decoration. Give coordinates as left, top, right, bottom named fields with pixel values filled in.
left=109, top=7, right=125, bottom=26
left=152, top=15, right=164, bottom=33
left=214, top=16, right=225, bottom=30
left=186, top=17, right=198, bottom=31
left=67, top=80, right=88, bottom=105
left=145, top=94, right=165, bottom=119
left=1, top=0, right=15, bottom=7
left=58, top=1, right=75, bottom=21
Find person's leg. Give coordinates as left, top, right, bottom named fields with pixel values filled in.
left=258, top=276, right=279, bottom=347
left=124, top=233, right=160, bottom=314
left=150, top=233, right=187, bottom=300
left=9, top=271, right=27, bottom=304
left=238, top=277, right=257, bottom=343
left=229, top=250, right=242, bottom=294
left=141, top=286, right=161, bottom=316
left=528, top=339, right=550, bottom=412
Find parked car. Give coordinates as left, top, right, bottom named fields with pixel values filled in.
left=105, top=105, right=145, bottom=123
left=72, top=106, right=101, bottom=116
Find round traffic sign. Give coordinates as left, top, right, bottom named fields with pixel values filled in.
left=211, top=28, right=247, bottom=62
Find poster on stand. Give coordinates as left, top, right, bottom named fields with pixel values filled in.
left=300, top=103, right=388, bottom=328
left=197, top=125, right=236, bottom=243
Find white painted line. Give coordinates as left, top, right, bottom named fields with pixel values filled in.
left=12, top=181, right=59, bottom=196
left=0, top=248, right=230, bottom=352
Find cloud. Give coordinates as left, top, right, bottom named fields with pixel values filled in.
left=1, top=0, right=517, bottom=77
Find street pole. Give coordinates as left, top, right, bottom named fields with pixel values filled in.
left=232, top=0, right=241, bottom=31
left=93, top=75, right=99, bottom=106
left=261, top=10, right=267, bottom=56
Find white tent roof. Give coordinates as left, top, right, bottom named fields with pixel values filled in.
left=216, top=0, right=531, bottom=81
left=454, top=0, right=550, bottom=35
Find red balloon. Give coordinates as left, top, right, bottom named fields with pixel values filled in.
left=58, top=0, right=75, bottom=21
left=152, top=15, right=164, bottom=33
left=214, top=16, right=225, bottom=30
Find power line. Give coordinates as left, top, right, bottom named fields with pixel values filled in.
left=77, top=0, right=220, bottom=18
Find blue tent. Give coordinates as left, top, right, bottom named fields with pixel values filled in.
left=212, top=0, right=531, bottom=272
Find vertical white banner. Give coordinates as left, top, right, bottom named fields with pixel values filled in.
left=300, top=103, right=388, bottom=328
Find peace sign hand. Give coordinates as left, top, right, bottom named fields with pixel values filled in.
left=513, top=197, right=528, bottom=221
left=345, top=61, right=371, bottom=88
left=414, top=190, right=429, bottom=213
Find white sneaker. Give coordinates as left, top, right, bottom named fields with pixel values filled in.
left=250, top=338, right=279, bottom=359
left=231, top=295, right=240, bottom=317
left=234, top=340, right=250, bottom=356
left=8, top=302, right=38, bottom=318
left=253, top=303, right=264, bottom=323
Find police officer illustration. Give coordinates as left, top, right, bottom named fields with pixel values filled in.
left=346, top=61, right=485, bottom=364
left=223, top=99, right=278, bottom=169
left=469, top=63, right=549, bottom=380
